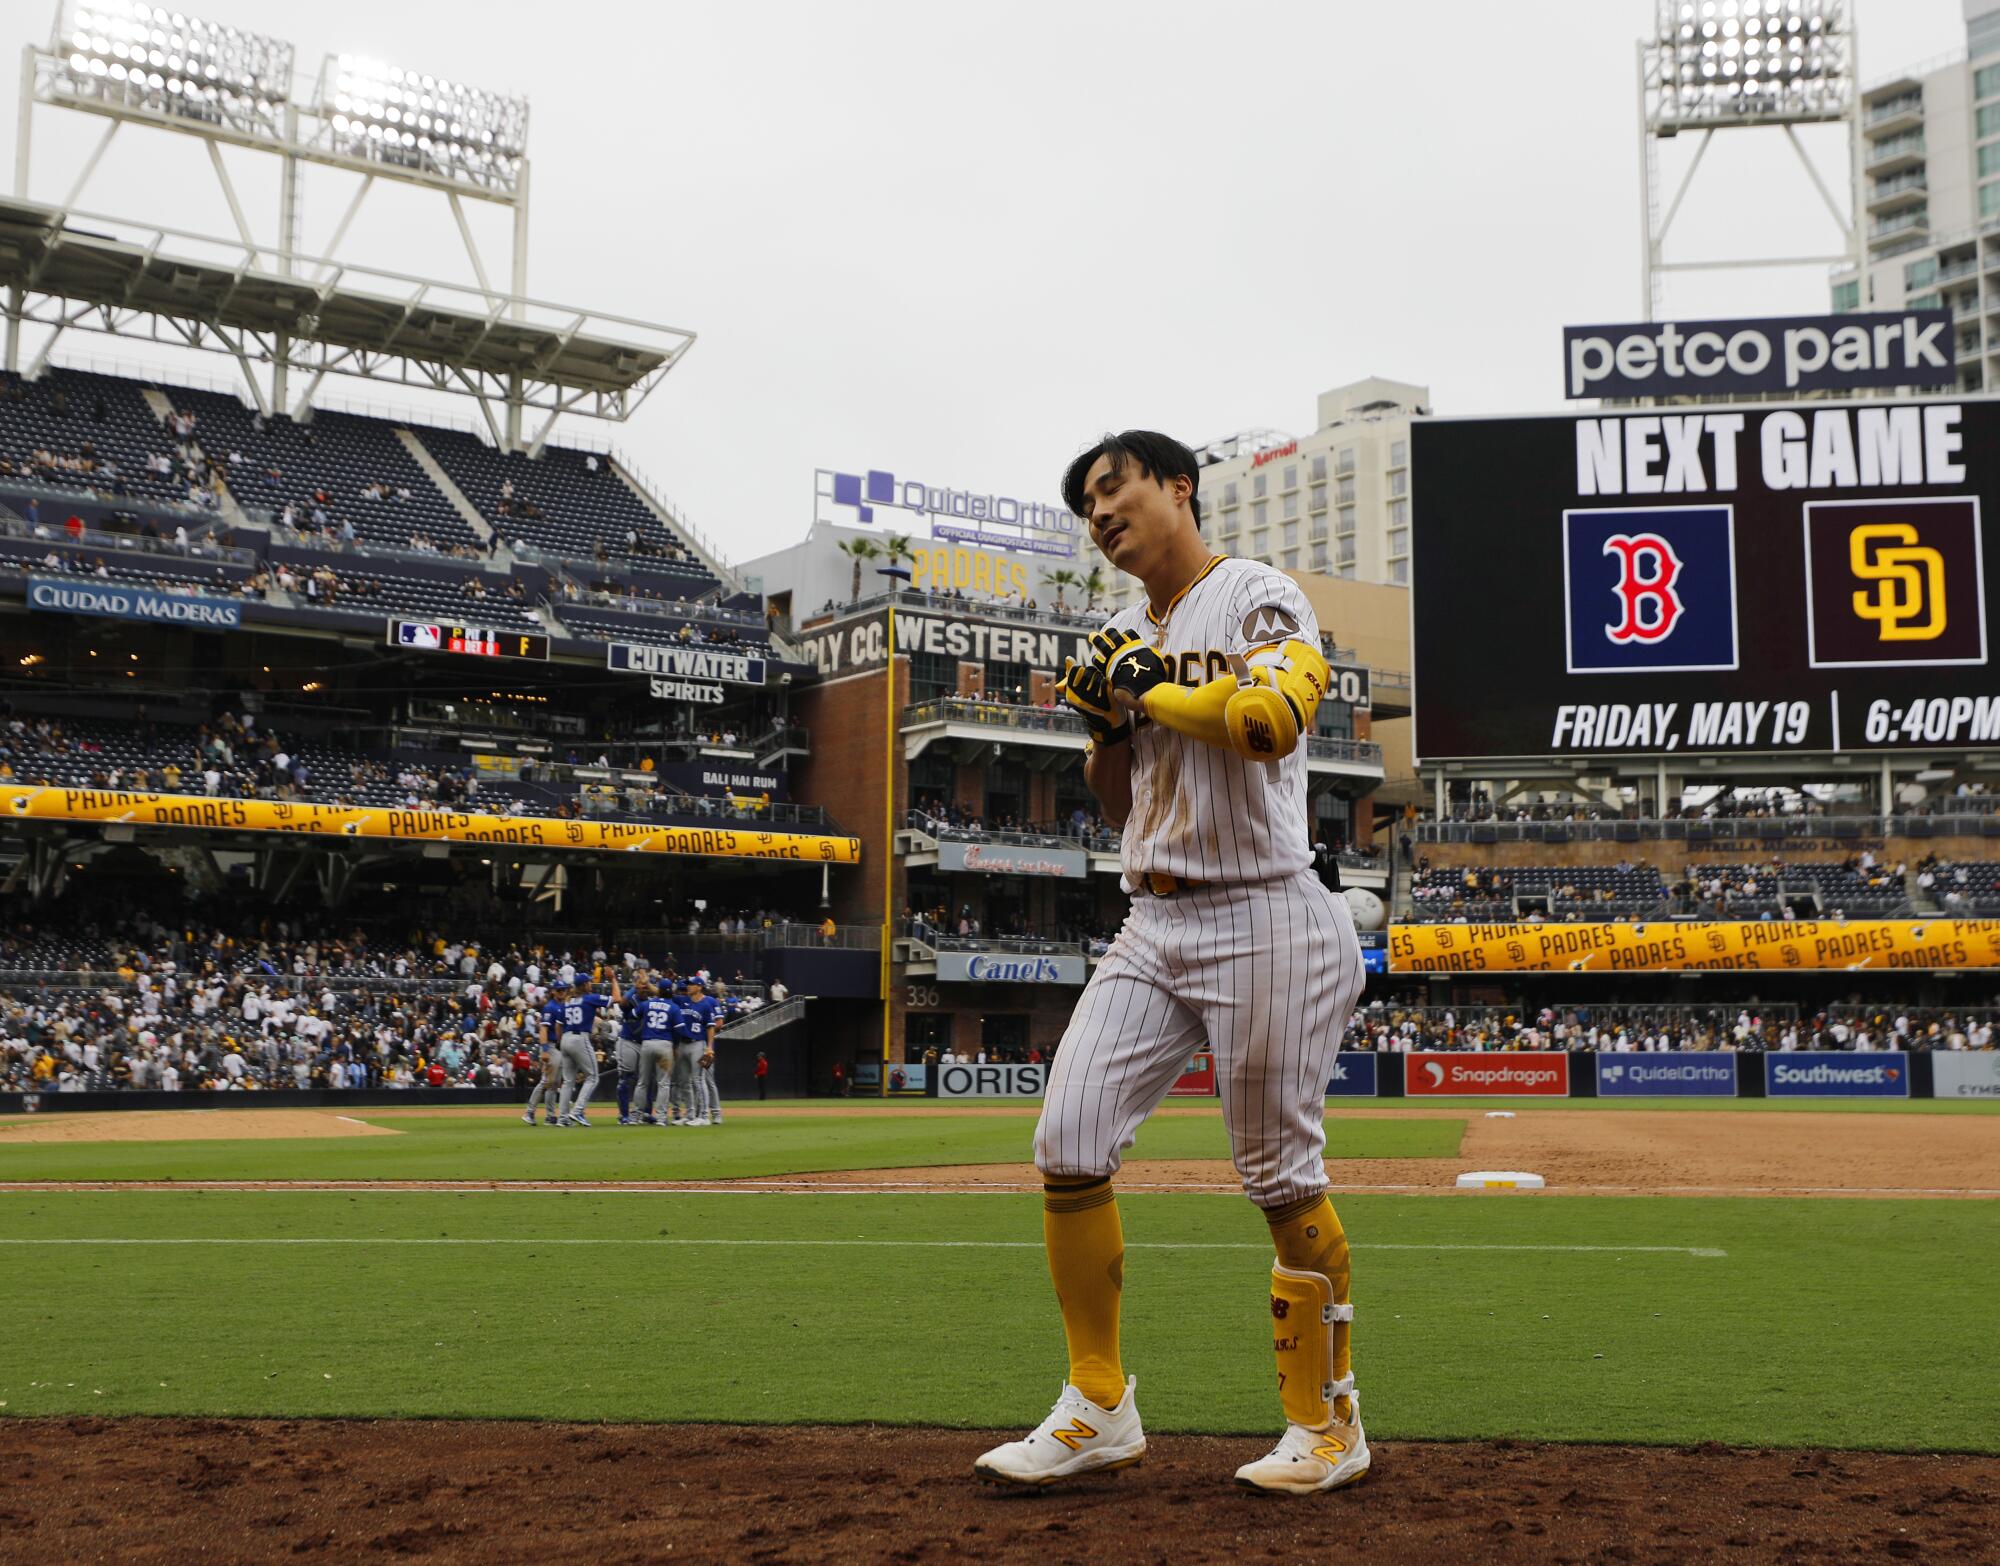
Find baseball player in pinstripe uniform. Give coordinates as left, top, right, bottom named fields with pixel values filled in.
left=975, top=431, right=1369, bottom=1496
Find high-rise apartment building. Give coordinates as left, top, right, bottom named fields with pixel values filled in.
left=1097, top=376, right=1429, bottom=615
left=1830, top=0, right=2000, bottom=392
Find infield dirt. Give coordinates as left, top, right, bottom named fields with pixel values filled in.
left=3, top=1417, right=1994, bottom=1565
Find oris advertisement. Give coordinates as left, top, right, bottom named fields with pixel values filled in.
left=1412, top=401, right=1999, bottom=759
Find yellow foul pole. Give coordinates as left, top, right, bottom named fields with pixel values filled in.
left=880, top=594, right=896, bottom=1096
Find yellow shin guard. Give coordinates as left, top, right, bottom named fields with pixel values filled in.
left=1043, top=1177, right=1126, bottom=1410
left=1268, top=1262, right=1355, bottom=1431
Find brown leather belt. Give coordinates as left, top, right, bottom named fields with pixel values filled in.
left=1142, top=871, right=1204, bottom=897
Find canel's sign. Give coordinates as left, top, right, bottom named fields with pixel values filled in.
left=816, top=466, right=1078, bottom=558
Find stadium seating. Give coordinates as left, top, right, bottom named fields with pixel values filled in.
left=1689, top=862, right=1907, bottom=918
left=163, top=390, right=482, bottom=554
left=1928, top=863, right=2000, bottom=915
left=420, top=428, right=715, bottom=581
left=0, top=368, right=196, bottom=510
left=1407, top=864, right=1669, bottom=921
left=267, top=555, right=541, bottom=629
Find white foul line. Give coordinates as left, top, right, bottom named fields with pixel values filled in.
left=0, top=1237, right=1727, bottom=1257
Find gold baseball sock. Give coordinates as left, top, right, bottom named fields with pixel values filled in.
left=1264, top=1191, right=1354, bottom=1423
left=1043, top=1176, right=1126, bottom=1409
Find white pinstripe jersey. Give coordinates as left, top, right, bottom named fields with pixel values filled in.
left=1102, top=556, right=1319, bottom=890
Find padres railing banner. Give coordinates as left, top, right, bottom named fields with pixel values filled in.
left=1, top=786, right=861, bottom=864
left=1389, top=920, right=2000, bottom=973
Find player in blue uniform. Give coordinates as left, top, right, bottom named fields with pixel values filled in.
left=550, top=969, right=621, bottom=1127
left=523, top=982, right=567, bottom=1125
left=629, top=977, right=681, bottom=1126
left=682, top=976, right=724, bottom=1127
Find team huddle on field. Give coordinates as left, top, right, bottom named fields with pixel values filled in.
left=523, top=971, right=726, bottom=1129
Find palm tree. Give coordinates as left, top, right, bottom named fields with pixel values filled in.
left=836, top=535, right=881, bottom=602
left=880, top=532, right=918, bottom=582
left=1042, top=567, right=1081, bottom=612
left=1081, top=566, right=1107, bottom=612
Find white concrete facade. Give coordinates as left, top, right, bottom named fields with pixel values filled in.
left=1099, top=376, right=1430, bottom=615
left=1829, top=0, right=2000, bottom=393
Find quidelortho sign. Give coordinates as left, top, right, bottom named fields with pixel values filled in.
left=1932, top=1051, right=2000, bottom=1099
left=28, top=576, right=242, bottom=629
left=1764, top=1051, right=1910, bottom=1098
left=937, top=1062, right=1047, bottom=1098
left=934, top=951, right=1086, bottom=985
left=818, top=467, right=1079, bottom=558
left=936, top=841, right=1087, bottom=879
left=1596, top=1054, right=1737, bottom=1097
left=1563, top=311, right=1953, bottom=400
left=1325, top=1052, right=1378, bottom=1097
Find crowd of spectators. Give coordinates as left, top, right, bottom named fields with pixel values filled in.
left=908, top=799, right=1121, bottom=852
left=0, top=911, right=774, bottom=1094
left=1341, top=998, right=1998, bottom=1053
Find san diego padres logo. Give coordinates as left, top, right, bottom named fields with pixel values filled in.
left=1601, top=533, right=1684, bottom=644
left=1849, top=523, right=1945, bottom=642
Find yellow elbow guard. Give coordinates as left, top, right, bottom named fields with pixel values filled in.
left=1139, top=637, right=1328, bottom=762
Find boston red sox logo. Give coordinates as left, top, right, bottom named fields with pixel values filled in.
left=1601, top=533, right=1684, bottom=645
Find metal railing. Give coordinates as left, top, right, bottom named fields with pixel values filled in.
left=552, top=589, right=765, bottom=629
left=268, top=528, right=503, bottom=570
left=765, top=923, right=879, bottom=950
left=716, top=994, right=810, bottom=1039
left=1864, top=131, right=1925, bottom=166
left=506, top=538, right=714, bottom=581
left=803, top=587, right=1107, bottom=634
left=0, top=473, right=273, bottom=530
left=905, top=922, right=1090, bottom=956
left=1306, top=736, right=1383, bottom=765
left=1413, top=813, right=2000, bottom=845
left=905, top=809, right=1120, bottom=854
left=0, top=509, right=258, bottom=567
left=1866, top=93, right=1924, bottom=125
left=903, top=699, right=1086, bottom=737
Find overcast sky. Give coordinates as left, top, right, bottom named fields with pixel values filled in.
left=2, top=0, right=1970, bottom=564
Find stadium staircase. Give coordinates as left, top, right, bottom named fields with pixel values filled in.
left=394, top=429, right=497, bottom=549
left=607, top=454, right=747, bottom=601
left=716, top=994, right=810, bottom=1041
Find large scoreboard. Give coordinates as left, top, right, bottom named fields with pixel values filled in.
left=388, top=621, right=551, bottom=661
left=1411, top=400, right=1997, bottom=760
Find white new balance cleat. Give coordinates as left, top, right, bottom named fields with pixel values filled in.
left=973, top=1378, right=1145, bottom=1487
left=1234, top=1403, right=1370, bottom=1495
left=684, top=1116, right=709, bottom=1127
left=521, top=1111, right=535, bottom=1125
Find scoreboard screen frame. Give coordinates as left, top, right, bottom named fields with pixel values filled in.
left=387, top=620, right=552, bottom=662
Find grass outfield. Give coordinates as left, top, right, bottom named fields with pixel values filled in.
left=0, top=1109, right=1463, bottom=1183
left=1, top=1188, right=1994, bottom=1452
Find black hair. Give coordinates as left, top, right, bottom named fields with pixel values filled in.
left=1062, top=430, right=1202, bottom=530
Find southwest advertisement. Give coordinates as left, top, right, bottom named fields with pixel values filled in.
left=1388, top=920, right=2000, bottom=973
left=0, top=786, right=861, bottom=864
left=1764, top=1052, right=1910, bottom=1098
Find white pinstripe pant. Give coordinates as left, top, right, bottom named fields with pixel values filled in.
left=1035, top=870, right=1364, bottom=1208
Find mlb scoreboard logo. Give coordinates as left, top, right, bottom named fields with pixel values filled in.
left=1804, top=497, right=1986, bottom=668
left=1562, top=505, right=1739, bottom=673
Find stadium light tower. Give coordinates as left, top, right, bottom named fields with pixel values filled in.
left=1638, top=0, right=1863, bottom=320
